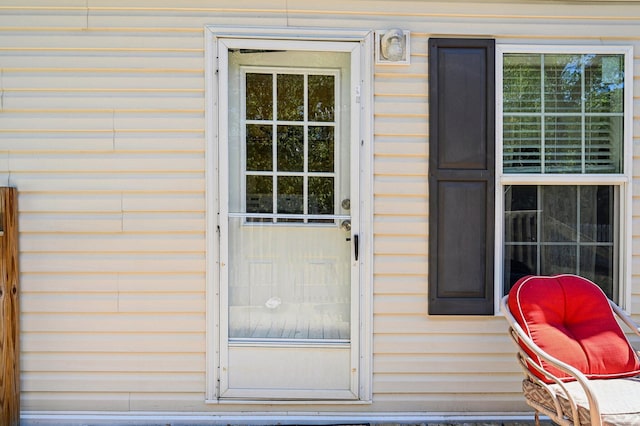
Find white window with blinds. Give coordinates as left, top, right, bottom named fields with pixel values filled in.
left=496, top=45, right=633, bottom=309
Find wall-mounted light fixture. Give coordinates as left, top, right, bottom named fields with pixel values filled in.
left=376, top=29, right=410, bottom=65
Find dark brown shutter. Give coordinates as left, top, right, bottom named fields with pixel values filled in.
left=428, top=38, right=495, bottom=315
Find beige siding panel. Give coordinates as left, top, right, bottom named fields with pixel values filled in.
left=8, top=153, right=203, bottom=172
left=117, top=273, right=205, bottom=293
left=375, top=354, right=518, bottom=374
left=0, top=32, right=204, bottom=50
left=375, top=98, right=428, bottom=117
left=23, top=353, right=204, bottom=372
left=373, top=315, right=509, bottom=334
left=374, top=295, right=428, bottom=315
left=22, top=313, right=204, bottom=333
left=21, top=274, right=119, bottom=293
left=375, top=178, right=428, bottom=196
left=122, top=193, right=205, bottom=212
left=374, top=275, right=427, bottom=295
left=20, top=212, right=124, bottom=233
left=375, top=334, right=513, bottom=354
left=374, top=196, right=427, bottom=216
left=4, top=90, right=205, bottom=111
left=3, top=73, right=204, bottom=92
left=129, top=392, right=209, bottom=411
left=117, top=293, right=205, bottom=313
left=21, top=234, right=205, bottom=253
left=23, top=293, right=204, bottom=314
left=123, top=212, right=205, bottom=232
left=115, top=134, right=205, bottom=151
left=375, top=80, right=430, bottom=98
left=21, top=252, right=204, bottom=273
left=374, top=255, right=428, bottom=276
left=374, top=373, right=520, bottom=394
left=19, top=192, right=122, bottom=212
left=375, top=158, right=428, bottom=176
left=10, top=174, right=204, bottom=192
left=1, top=135, right=116, bottom=152
left=374, top=235, right=427, bottom=256
left=22, top=332, right=205, bottom=353
left=374, top=216, right=428, bottom=236
left=22, top=293, right=119, bottom=313
left=375, top=138, right=429, bottom=158
left=0, top=53, right=204, bottom=70
left=0, top=11, right=87, bottom=29
left=23, top=371, right=204, bottom=392
left=87, top=12, right=288, bottom=30
left=22, top=392, right=131, bottom=412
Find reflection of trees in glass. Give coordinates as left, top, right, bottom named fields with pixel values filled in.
left=246, top=125, right=272, bottom=171
left=309, top=126, right=334, bottom=172
left=309, top=177, right=334, bottom=215
left=277, top=176, right=303, bottom=214
left=545, top=54, right=582, bottom=112
left=503, top=54, right=541, bottom=113
left=585, top=55, right=624, bottom=113
left=246, top=175, right=273, bottom=213
left=308, top=75, right=335, bottom=122
left=277, top=125, right=304, bottom=172
left=246, top=73, right=272, bottom=120
left=277, top=74, right=304, bottom=121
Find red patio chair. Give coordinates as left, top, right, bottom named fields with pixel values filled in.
left=501, top=274, right=640, bottom=425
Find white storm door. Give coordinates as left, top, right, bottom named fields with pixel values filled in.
left=218, top=39, right=361, bottom=400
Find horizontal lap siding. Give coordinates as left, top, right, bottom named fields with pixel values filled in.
left=0, top=3, right=212, bottom=412
left=1, top=0, right=640, bottom=415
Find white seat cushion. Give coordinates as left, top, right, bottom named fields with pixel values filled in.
left=525, top=377, right=640, bottom=425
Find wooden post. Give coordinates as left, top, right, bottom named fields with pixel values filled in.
left=0, top=187, right=19, bottom=426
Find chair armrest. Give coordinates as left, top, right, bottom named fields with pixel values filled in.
left=609, top=300, right=640, bottom=337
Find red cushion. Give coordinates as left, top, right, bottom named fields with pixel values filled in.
left=509, top=274, right=640, bottom=383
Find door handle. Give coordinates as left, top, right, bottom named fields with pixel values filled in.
left=354, top=234, right=359, bottom=261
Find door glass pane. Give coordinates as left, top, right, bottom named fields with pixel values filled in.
left=246, top=73, right=273, bottom=120
left=277, top=125, right=304, bottom=172
left=309, top=126, right=334, bottom=172
left=309, top=177, right=334, bottom=216
left=277, top=176, right=303, bottom=216
left=246, top=175, right=273, bottom=214
left=308, top=74, right=335, bottom=122
left=277, top=74, right=304, bottom=121
left=246, top=125, right=272, bottom=171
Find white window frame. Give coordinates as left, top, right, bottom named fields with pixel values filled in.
left=204, top=26, right=374, bottom=403
left=495, top=44, right=634, bottom=313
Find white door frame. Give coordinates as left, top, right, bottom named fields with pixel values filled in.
left=204, top=26, right=373, bottom=403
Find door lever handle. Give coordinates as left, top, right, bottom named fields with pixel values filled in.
left=354, top=234, right=359, bottom=261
